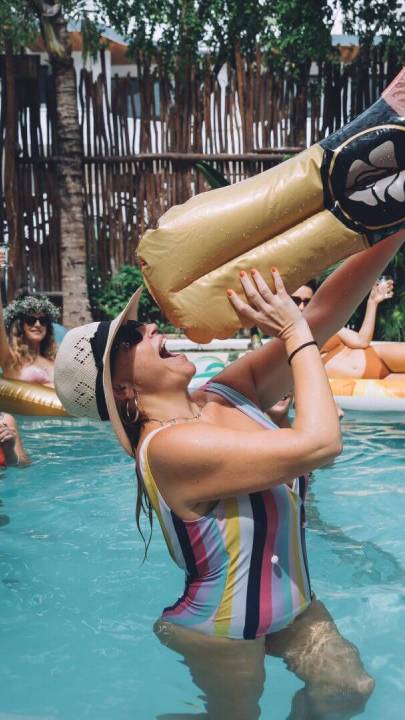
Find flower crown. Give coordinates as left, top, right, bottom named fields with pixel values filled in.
left=4, top=295, right=60, bottom=332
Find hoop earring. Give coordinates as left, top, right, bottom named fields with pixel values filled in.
left=125, top=398, right=140, bottom=424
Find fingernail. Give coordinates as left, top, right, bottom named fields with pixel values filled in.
left=227, top=289, right=233, bottom=297
left=251, top=268, right=258, bottom=274
left=271, top=266, right=277, bottom=273
left=239, top=270, right=246, bottom=278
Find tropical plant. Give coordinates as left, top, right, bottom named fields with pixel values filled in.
left=195, top=161, right=230, bottom=189
left=94, top=265, right=177, bottom=332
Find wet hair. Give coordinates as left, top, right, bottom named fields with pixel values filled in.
left=111, top=348, right=154, bottom=562
left=122, top=409, right=154, bottom=561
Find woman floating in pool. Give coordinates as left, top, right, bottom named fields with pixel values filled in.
left=294, top=279, right=405, bottom=379
left=0, top=294, right=60, bottom=387
left=321, top=279, right=405, bottom=379
left=54, top=230, right=403, bottom=720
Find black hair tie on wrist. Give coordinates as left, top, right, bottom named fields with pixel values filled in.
left=287, top=340, right=318, bottom=365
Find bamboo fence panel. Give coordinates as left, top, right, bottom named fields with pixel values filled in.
left=0, top=47, right=395, bottom=295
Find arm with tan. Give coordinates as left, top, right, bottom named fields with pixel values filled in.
left=336, top=278, right=394, bottom=349
left=0, top=414, right=31, bottom=466
left=216, top=230, right=404, bottom=409
left=148, top=272, right=341, bottom=509
left=0, top=289, right=11, bottom=370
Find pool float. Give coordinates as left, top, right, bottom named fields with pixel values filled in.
left=0, top=378, right=69, bottom=416
left=329, top=377, right=405, bottom=412
left=138, top=68, right=405, bottom=342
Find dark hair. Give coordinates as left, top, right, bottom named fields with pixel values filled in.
left=306, top=279, right=317, bottom=293
left=111, top=350, right=154, bottom=562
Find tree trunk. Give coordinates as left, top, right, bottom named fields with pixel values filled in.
left=4, top=38, right=18, bottom=302
left=31, top=1, right=91, bottom=327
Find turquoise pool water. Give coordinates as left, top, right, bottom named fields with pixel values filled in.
left=1, top=412, right=404, bottom=719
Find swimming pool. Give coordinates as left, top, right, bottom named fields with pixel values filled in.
left=1, top=412, right=404, bottom=719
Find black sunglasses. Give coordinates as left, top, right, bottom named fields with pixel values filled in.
left=23, top=314, right=50, bottom=327
left=113, top=320, right=144, bottom=350
left=291, top=296, right=311, bottom=307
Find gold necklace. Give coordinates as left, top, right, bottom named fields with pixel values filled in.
left=147, top=405, right=203, bottom=427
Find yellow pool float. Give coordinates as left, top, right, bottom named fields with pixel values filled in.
left=329, top=377, right=405, bottom=412
left=0, top=378, right=69, bottom=416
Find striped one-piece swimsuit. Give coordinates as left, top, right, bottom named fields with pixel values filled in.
left=137, top=382, right=312, bottom=640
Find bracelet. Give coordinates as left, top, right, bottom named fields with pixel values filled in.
left=287, top=340, right=318, bottom=365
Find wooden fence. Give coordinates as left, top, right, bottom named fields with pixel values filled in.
left=0, top=44, right=399, bottom=298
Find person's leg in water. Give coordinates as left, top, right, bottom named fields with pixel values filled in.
left=154, top=620, right=266, bottom=720
left=266, top=597, right=374, bottom=720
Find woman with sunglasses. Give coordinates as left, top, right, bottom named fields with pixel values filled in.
left=320, top=278, right=405, bottom=379
left=55, top=230, right=403, bottom=720
left=291, top=279, right=405, bottom=379
left=0, top=294, right=60, bottom=387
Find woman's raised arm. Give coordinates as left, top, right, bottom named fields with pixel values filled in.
left=336, top=278, right=394, bottom=349
left=0, top=288, right=11, bottom=369
left=149, top=273, right=341, bottom=507
left=215, top=229, right=404, bottom=409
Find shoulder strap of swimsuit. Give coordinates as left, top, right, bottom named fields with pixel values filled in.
left=136, top=425, right=170, bottom=510
left=204, top=381, right=278, bottom=430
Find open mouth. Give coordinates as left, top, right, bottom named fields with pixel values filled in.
left=158, top=338, right=178, bottom=359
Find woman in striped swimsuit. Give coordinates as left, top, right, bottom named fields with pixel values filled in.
left=55, top=230, right=404, bottom=720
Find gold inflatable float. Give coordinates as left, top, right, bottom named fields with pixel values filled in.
left=139, top=68, right=405, bottom=342
left=0, top=378, right=68, bottom=416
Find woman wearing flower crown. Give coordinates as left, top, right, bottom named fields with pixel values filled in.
left=0, top=293, right=60, bottom=387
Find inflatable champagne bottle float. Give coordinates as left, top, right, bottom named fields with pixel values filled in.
left=138, top=69, right=405, bottom=342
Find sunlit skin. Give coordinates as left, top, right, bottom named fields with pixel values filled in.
left=23, top=315, right=48, bottom=347
left=112, top=323, right=199, bottom=424
left=318, top=278, right=405, bottom=379
left=107, top=230, right=405, bottom=720
left=0, top=412, right=30, bottom=466
left=289, top=285, right=344, bottom=418
left=0, top=309, right=55, bottom=387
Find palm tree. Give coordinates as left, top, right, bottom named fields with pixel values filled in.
left=30, top=0, right=91, bottom=327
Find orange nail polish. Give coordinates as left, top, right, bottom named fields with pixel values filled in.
left=227, top=289, right=233, bottom=297
left=240, top=270, right=246, bottom=278
left=251, top=268, right=258, bottom=274
left=271, top=266, right=277, bottom=272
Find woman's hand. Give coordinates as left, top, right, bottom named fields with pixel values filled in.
left=0, top=420, right=17, bottom=453
left=227, top=268, right=308, bottom=342
left=369, top=278, right=394, bottom=305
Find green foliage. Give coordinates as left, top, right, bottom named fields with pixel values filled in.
left=195, top=161, right=230, bottom=188
left=265, top=0, right=334, bottom=73
left=91, top=265, right=178, bottom=332
left=0, top=1, right=102, bottom=56
left=95, top=0, right=335, bottom=70
left=0, top=1, right=38, bottom=49
left=340, top=0, right=404, bottom=52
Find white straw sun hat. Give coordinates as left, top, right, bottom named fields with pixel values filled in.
left=54, top=287, right=143, bottom=457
